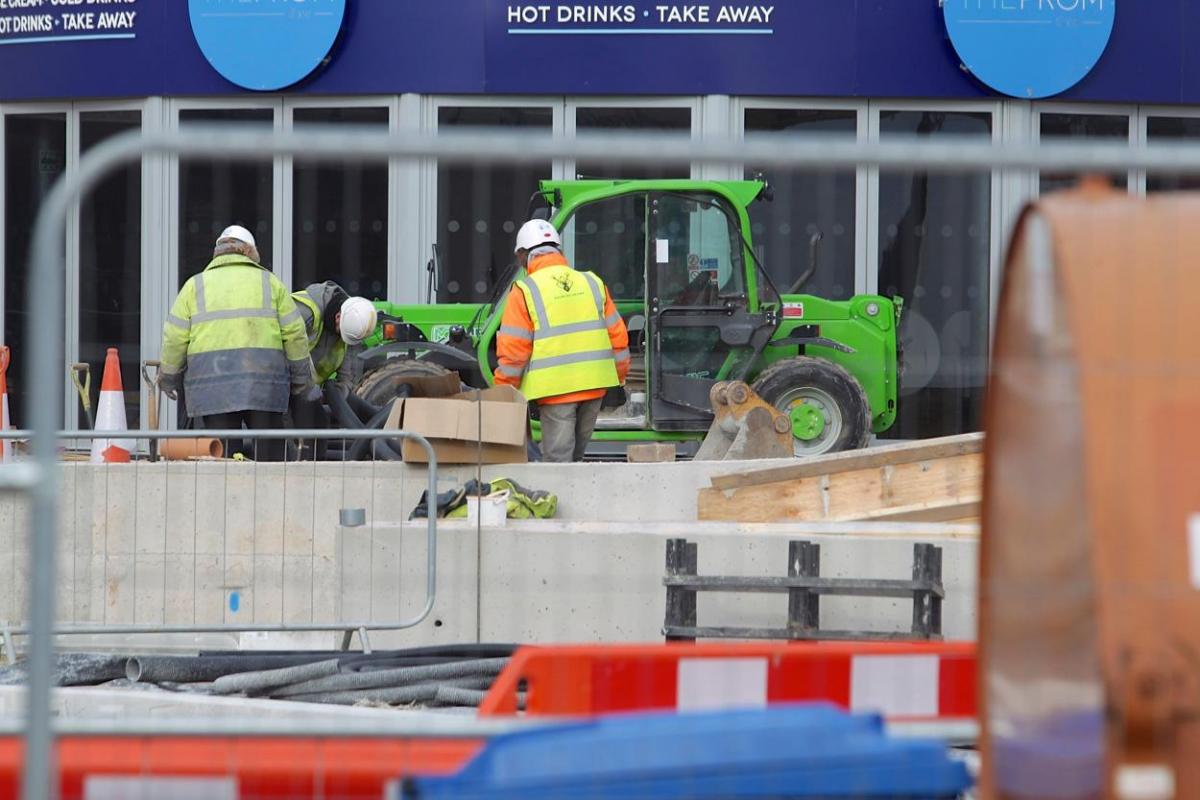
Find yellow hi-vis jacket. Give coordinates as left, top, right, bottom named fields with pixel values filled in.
left=507, top=263, right=620, bottom=401
left=160, top=254, right=313, bottom=417
left=292, top=282, right=348, bottom=386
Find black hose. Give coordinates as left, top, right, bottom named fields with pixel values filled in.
left=325, top=383, right=365, bottom=429
left=325, top=383, right=403, bottom=460
left=347, top=400, right=398, bottom=461
left=346, top=392, right=382, bottom=421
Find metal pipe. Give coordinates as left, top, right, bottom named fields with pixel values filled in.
left=126, top=654, right=338, bottom=685
left=210, top=658, right=340, bottom=696
left=272, top=658, right=510, bottom=698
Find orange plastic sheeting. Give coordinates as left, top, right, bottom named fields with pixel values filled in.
left=983, top=182, right=1200, bottom=798
left=0, top=736, right=480, bottom=799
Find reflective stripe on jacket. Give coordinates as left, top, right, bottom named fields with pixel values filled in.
left=292, top=283, right=348, bottom=386
left=507, top=261, right=620, bottom=402
left=160, top=254, right=313, bottom=417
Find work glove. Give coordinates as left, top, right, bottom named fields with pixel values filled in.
left=158, top=373, right=180, bottom=401
left=295, top=383, right=323, bottom=404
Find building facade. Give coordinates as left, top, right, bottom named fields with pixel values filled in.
left=0, top=0, right=1177, bottom=437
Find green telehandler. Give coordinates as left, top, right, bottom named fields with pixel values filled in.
left=351, top=179, right=901, bottom=458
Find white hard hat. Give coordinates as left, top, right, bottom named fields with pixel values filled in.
left=218, top=224, right=256, bottom=248
left=514, top=219, right=561, bottom=254
left=339, top=297, right=378, bottom=345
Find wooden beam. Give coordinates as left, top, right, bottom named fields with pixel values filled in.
left=708, top=432, right=984, bottom=491
left=699, top=452, right=982, bottom=523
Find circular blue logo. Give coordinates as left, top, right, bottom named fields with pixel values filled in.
left=189, top=0, right=347, bottom=91
left=944, top=0, right=1116, bottom=99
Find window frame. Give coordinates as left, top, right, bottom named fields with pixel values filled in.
left=1032, top=102, right=1137, bottom=197
left=424, top=95, right=563, bottom=304
left=734, top=97, right=868, bottom=298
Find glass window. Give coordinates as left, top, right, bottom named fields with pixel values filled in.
left=1147, top=117, right=1200, bottom=192
left=878, top=110, right=992, bottom=440
left=653, top=192, right=745, bottom=307
left=575, top=106, right=691, bottom=180
left=437, top=107, right=551, bottom=303
left=80, top=110, right=141, bottom=429
left=4, top=113, right=66, bottom=430
left=293, top=107, right=389, bottom=299
left=179, top=109, right=273, bottom=286
left=1039, top=113, right=1129, bottom=194
left=744, top=109, right=856, bottom=300
left=561, top=191, right=647, bottom=302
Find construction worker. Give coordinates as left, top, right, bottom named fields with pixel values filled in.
left=158, top=225, right=315, bottom=462
left=494, top=219, right=629, bottom=463
left=291, top=282, right=378, bottom=389
left=289, top=281, right=378, bottom=458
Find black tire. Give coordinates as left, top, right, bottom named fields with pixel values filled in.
left=751, top=356, right=872, bottom=456
left=353, top=359, right=455, bottom=407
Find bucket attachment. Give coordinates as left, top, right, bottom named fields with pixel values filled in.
left=694, top=381, right=792, bottom=461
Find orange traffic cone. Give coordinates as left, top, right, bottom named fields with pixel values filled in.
left=0, top=346, right=11, bottom=463
left=90, top=348, right=132, bottom=464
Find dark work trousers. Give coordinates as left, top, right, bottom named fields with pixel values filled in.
left=201, top=410, right=285, bottom=462
left=289, top=391, right=329, bottom=460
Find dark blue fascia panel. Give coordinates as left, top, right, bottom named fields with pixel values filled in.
left=0, top=0, right=1196, bottom=105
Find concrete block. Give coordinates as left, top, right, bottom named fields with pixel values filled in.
left=627, top=443, right=678, bottom=463
left=97, top=464, right=137, bottom=558
left=341, top=520, right=480, bottom=651
left=193, top=554, right=226, bottom=626
left=191, top=463, right=226, bottom=557
left=133, top=464, right=168, bottom=556
left=223, top=465, right=257, bottom=557
left=133, top=553, right=166, bottom=625
left=281, top=555, right=314, bottom=624
left=253, top=464, right=287, bottom=557
left=311, top=555, right=339, bottom=625
left=101, top=555, right=134, bottom=624
left=252, top=555, right=284, bottom=625
left=223, top=555, right=254, bottom=624
left=283, top=468, right=316, bottom=557
left=0, top=490, right=19, bottom=623
left=163, top=554, right=197, bottom=626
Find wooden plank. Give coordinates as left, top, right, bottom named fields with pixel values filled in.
left=708, top=432, right=984, bottom=491
left=698, top=452, right=982, bottom=523
left=853, top=499, right=981, bottom=524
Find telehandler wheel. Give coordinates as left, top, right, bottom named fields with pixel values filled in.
left=751, top=356, right=872, bottom=456
left=353, top=358, right=455, bottom=407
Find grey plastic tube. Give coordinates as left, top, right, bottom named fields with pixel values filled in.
left=433, top=686, right=488, bottom=707
left=125, top=654, right=335, bottom=684
left=271, top=657, right=509, bottom=698
left=282, top=676, right=494, bottom=706
left=210, top=658, right=341, bottom=696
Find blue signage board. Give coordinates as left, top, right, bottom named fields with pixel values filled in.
left=0, top=0, right=1187, bottom=105
left=0, top=0, right=140, bottom=46
left=188, top=0, right=346, bottom=91
left=943, top=0, right=1117, bottom=99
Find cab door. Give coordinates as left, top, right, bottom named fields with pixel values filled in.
left=646, top=192, right=775, bottom=431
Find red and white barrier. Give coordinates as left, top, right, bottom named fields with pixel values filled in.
left=90, top=347, right=132, bottom=464
left=479, top=642, right=977, bottom=721
left=0, top=346, right=11, bottom=463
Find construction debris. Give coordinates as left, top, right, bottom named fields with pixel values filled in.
left=699, top=433, right=983, bottom=523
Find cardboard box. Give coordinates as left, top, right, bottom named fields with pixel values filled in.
left=384, top=384, right=529, bottom=464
